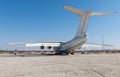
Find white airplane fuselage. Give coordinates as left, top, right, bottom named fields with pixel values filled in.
left=59, top=33, right=88, bottom=52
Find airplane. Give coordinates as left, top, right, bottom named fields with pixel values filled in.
left=9, top=5, right=114, bottom=55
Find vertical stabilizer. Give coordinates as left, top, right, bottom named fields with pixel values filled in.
left=64, top=5, right=92, bottom=38
left=64, top=5, right=115, bottom=38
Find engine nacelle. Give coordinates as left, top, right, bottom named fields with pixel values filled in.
left=40, top=46, right=44, bottom=49
left=48, top=46, right=52, bottom=49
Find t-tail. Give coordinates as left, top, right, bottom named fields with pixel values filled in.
left=64, top=5, right=115, bottom=38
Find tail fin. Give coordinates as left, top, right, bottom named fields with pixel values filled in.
left=64, top=5, right=115, bottom=38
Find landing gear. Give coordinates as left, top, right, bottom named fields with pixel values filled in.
left=55, top=51, right=69, bottom=55
left=14, top=52, right=16, bottom=55
left=55, top=51, right=75, bottom=55
left=70, top=52, right=74, bottom=55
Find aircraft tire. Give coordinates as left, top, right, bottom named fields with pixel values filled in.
left=71, top=52, right=74, bottom=55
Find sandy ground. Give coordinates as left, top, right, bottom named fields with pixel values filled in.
left=0, top=54, right=120, bottom=77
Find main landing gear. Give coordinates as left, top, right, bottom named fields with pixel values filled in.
left=55, top=51, right=74, bottom=55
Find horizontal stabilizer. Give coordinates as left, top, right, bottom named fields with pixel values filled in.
left=64, top=5, right=116, bottom=16
left=64, top=5, right=84, bottom=15
left=91, top=12, right=116, bottom=16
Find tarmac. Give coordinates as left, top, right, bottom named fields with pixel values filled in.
left=0, top=53, right=120, bottom=77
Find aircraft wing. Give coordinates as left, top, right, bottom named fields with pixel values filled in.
left=9, top=42, right=61, bottom=47
left=82, top=43, right=113, bottom=47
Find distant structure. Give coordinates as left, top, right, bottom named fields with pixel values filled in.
left=102, top=33, right=104, bottom=50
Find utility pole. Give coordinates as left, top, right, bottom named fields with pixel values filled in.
left=102, top=33, right=104, bottom=51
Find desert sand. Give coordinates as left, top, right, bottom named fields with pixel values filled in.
left=0, top=54, right=120, bottom=77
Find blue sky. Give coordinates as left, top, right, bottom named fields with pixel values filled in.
left=0, top=0, right=120, bottom=50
